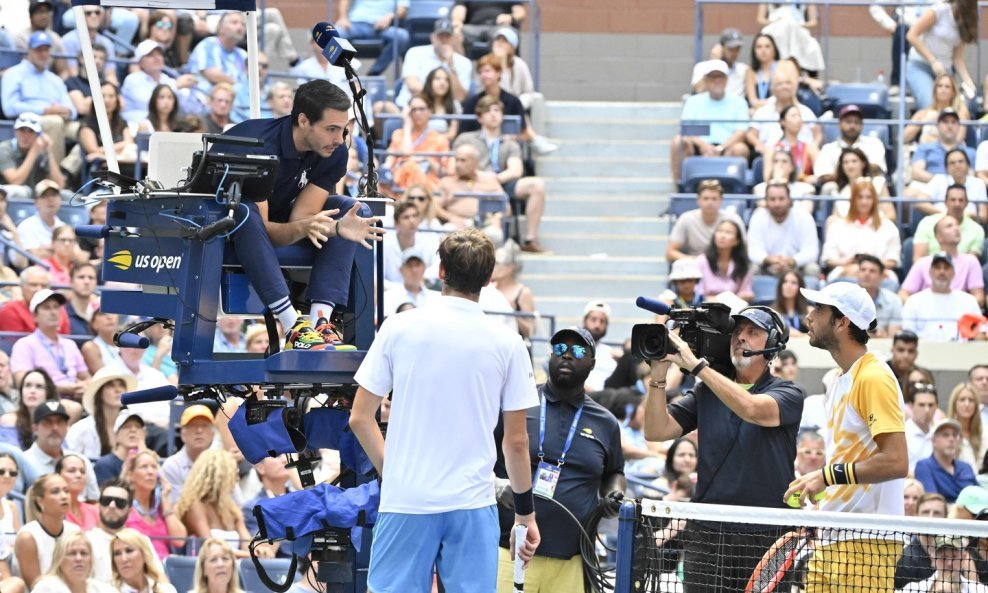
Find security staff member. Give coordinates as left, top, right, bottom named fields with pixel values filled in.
left=220, top=79, right=383, bottom=351
left=643, top=306, right=805, bottom=593
left=493, top=327, right=625, bottom=593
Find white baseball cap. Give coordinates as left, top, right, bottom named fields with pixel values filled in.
left=800, top=282, right=876, bottom=331
left=134, top=39, right=165, bottom=61
left=696, top=59, right=729, bottom=78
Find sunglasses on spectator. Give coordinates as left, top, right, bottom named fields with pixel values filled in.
left=99, top=496, right=130, bottom=509
left=85, top=10, right=102, bottom=16
left=154, top=20, right=173, bottom=29
left=0, top=469, right=18, bottom=477
left=552, top=343, right=587, bottom=359
left=259, top=62, right=269, bottom=68
left=409, top=107, right=429, bottom=113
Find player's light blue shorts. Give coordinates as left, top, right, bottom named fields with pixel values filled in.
left=367, top=505, right=500, bottom=593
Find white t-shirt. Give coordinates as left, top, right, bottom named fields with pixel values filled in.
left=901, top=289, right=983, bottom=341
left=907, top=1, right=961, bottom=66
left=925, top=174, right=987, bottom=216
left=815, top=135, right=888, bottom=177
left=396, top=46, right=473, bottom=108
left=975, top=139, right=988, bottom=172
left=750, top=99, right=817, bottom=147
left=16, top=215, right=66, bottom=251
left=904, top=418, right=934, bottom=473
left=354, top=295, right=538, bottom=514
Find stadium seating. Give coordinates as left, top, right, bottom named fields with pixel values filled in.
left=752, top=275, right=778, bottom=306
left=404, top=0, right=456, bottom=47
left=164, top=554, right=198, bottom=593
left=680, top=156, right=748, bottom=194
left=825, top=83, right=890, bottom=119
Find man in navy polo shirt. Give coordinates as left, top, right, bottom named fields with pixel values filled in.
left=222, top=79, right=384, bottom=351
left=643, top=306, right=805, bottom=592
left=492, top=327, right=625, bottom=592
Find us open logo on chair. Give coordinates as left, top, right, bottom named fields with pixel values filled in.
left=108, top=250, right=183, bottom=273
left=108, top=250, right=133, bottom=271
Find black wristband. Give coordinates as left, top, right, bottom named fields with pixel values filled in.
left=513, top=488, right=535, bottom=516
left=823, top=463, right=856, bottom=486
left=689, top=358, right=709, bottom=376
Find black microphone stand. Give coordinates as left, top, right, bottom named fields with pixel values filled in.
left=342, top=62, right=380, bottom=199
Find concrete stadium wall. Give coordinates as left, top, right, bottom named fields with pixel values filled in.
left=274, top=0, right=988, bottom=101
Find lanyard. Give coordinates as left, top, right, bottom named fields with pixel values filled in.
left=410, top=129, right=430, bottom=150
left=487, top=137, right=501, bottom=173
left=538, top=395, right=584, bottom=467
left=38, top=332, right=67, bottom=375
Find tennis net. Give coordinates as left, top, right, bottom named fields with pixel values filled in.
left=613, top=499, right=988, bottom=593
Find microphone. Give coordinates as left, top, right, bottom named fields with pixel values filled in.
left=114, top=331, right=150, bottom=349
left=121, top=385, right=179, bottom=406
left=312, top=22, right=357, bottom=68
left=742, top=345, right=783, bottom=358
left=635, top=296, right=671, bottom=316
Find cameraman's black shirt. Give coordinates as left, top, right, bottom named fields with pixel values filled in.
left=667, top=370, right=804, bottom=511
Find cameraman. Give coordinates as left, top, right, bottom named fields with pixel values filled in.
left=642, top=306, right=805, bottom=592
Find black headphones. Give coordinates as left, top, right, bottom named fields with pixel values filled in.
left=738, top=305, right=790, bottom=360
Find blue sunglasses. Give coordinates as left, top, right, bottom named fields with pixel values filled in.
left=552, top=343, right=588, bottom=359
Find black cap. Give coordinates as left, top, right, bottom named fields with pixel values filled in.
left=938, top=108, right=960, bottom=123
left=29, top=0, right=53, bottom=12
left=719, top=28, right=743, bottom=49
left=34, top=401, right=69, bottom=424
left=550, top=327, right=596, bottom=358
left=732, top=307, right=782, bottom=334
left=932, top=251, right=954, bottom=267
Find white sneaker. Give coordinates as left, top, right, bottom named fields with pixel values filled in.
left=531, top=135, right=558, bottom=155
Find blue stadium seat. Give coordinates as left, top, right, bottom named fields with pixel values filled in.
left=748, top=155, right=764, bottom=189
left=164, top=555, right=197, bottom=593
left=381, top=117, right=402, bottom=148
left=0, top=121, right=13, bottom=143
left=8, top=200, right=33, bottom=226
left=60, top=206, right=89, bottom=228
left=404, top=0, right=456, bottom=47
left=239, top=558, right=297, bottom=592
left=752, top=275, right=779, bottom=305
left=826, top=83, right=890, bottom=119
left=361, top=76, right=389, bottom=105
left=900, top=237, right=913, bottom=280
left=680, top=157, right=748, bottom=194
left=668, top=196, right=694, bottom=218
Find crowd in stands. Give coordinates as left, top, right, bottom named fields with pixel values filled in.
left=0, top=0, right=564, bottom=589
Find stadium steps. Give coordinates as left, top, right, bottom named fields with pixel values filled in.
left=523, top=100, right=680, bottom=342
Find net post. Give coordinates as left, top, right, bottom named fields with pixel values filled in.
left=614, top=500, right=637, bottom=593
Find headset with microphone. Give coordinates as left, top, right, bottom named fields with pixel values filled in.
left=738, top=305, right=790, bottom=360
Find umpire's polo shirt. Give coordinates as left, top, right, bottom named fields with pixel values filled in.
left=668, top=369, right=804, bottom=510
left=220, top=116, right=347, bottom=222
left=493, top=383, right=624, bottom=559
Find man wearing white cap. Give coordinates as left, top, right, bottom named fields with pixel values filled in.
left=10, top=288, right=90, bottom=398
left=582, top=300, right=616, bottom=392
left=914, top=418, right=977, bottom=503
left=786, top=281, right=907, bottom=591
left=0, top=112, right=66, bottom=201
left=690, top=28, right=749, bottom=97
left=671, top=59, right=750, bottom=185
left=668, top=258, right=704, bottom=308
left=120, top=40, right=175, bottom=124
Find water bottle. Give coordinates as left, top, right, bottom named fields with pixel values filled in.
left=876, top=69, right=885, bottom=85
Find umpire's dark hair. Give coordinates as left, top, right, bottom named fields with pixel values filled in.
left=438, top=229, right=495, bottom=295
left=291, top=80, right=351, bottom=127
left=828, top=305, right=872, bottom=345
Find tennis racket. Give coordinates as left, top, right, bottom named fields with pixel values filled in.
left=513, top=524, right=528, bottom=593
left=745, top=529, right=812, bottom=593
